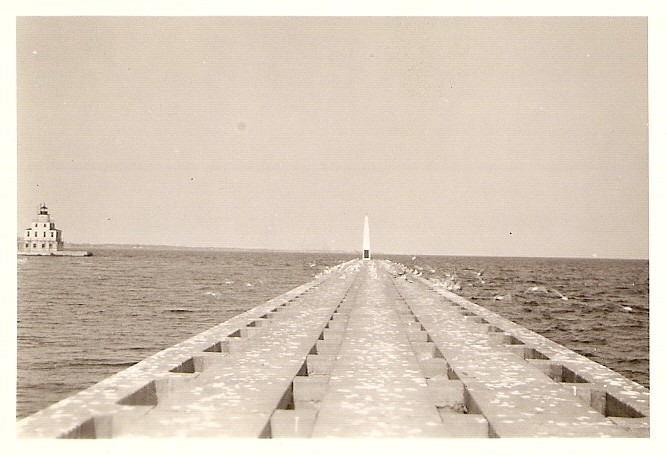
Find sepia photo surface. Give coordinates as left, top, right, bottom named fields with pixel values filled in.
left=12, top=12, right=653, bottom=444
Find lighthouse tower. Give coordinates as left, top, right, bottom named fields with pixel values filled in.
left=21, top=204, right=63, bottom=253
left=362, top=215, right=371, bottom=260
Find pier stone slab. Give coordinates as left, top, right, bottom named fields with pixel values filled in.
left=438, top=414, right=490, bottom=438
left=293, top=376, right=329, bottom=404
left=427, top=378, right=466, bottom=413
left=270, top=410, right=318, bottom=438
left=315, top=339, right=342, bottom=355
left=111, top=410, right=273, bottom=438
left=306, top=355, right=337, bottom=376
left=419, top=358, right=449, bottom=379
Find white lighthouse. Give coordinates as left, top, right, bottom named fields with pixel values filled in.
left=362, top=215, right=371, bottom=260
left=21, top=204, right=63, bottom=253
left=18, top=204, right=92, bottom=256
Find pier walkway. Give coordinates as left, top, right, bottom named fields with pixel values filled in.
left=17, top=259, right=649, bottom=438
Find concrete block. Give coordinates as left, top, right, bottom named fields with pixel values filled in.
left=438, top=414, right=489, bottom=438
left=462, top=382, right=631, bottom=437
left=312, top=409, right=448, bottom=437
left=170, top=352, right=228, bottom=373
left=589, top=390, right=645, bottom=419
left=203, top=340, right=231, bottom=353
left=487, top=332, right=508, bottom=345
left=406, top=320, right=424, bottom=331
left=427, top=378, right=466, bottom=413
left=337, top=303, right=354, bottom=313
left=316, top=339, right=341, bottom=355
left=306, top=355, right=337, bottom=376
left=395, top=306, right=413, bottom=315
left=419, top=358, right=448, bottom=379
left=526, top=358, right=552, bottom=377
left=331, top=313, right=348, bottom=321
left=523, top=347, right=550, bottom=360
left=406, top=329, right=429, bottom=343
left=270, top=410, right=317, bottom=438
left=117, top=375, right=194, bottom=406
left=249, top=319, right=270, bottom=328
left=412, top=341, right=437, bottom=360
left=227, top=337, right=247, bottom=354
left=504, top=344, right=525, bottom=358
left=326, top=320, right=347, bottom=332
left=239, top=327, right=256, bottom=338
left=545, top=363, right=589, bottom=383
left=560, top=382, right=596, bottom=406
left=322, top=328, right=345, bottom=341
left=60, top=414, right=115, bottom=439
left=400, top=314, right=418, bottom=323
left=265, top=310, right=281, bottom=319
left=293, top=376, right=329, bottom=404
left=608, top=417, right=649, bottom=437
left=111, top=410, right=272, bottom=437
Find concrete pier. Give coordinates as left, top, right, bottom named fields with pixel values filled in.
left=16, top=259, right=649, bottom=438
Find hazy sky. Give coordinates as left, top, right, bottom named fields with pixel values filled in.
left=16, top=16, right=648, bottom=258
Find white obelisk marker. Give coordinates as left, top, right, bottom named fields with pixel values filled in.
left=362, top=215, right=371, bottom=260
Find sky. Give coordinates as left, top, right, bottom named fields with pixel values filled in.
left=14, top=15, right=649, bottom=258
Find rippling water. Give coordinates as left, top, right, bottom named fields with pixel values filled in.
left=17, top=248, right=649, bottom=419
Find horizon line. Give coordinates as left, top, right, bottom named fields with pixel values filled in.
left=53, top=241, right=649, bottom=261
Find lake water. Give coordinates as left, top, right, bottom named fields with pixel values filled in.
left=17, top=248, right=649, bottom=419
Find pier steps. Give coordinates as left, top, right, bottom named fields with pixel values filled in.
left=16, top=259, right=649, bottom=438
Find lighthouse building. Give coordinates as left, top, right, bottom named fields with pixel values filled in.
left=21, top=204, right=64, bottom=253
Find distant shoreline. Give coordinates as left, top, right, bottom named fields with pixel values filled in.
left=63, top=243, right=357, bottom=255
left=43, top=243, right=648, bottom=261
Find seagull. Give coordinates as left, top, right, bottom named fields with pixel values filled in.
left=493, top=294, right=512, bottom=302
left=526, top=286, right=548, bottom=293
left=550, top=289, right=569, bottom=301
left=449, top=282, right=462, bottom=291
left=526, top=286, right=568, bottom=300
